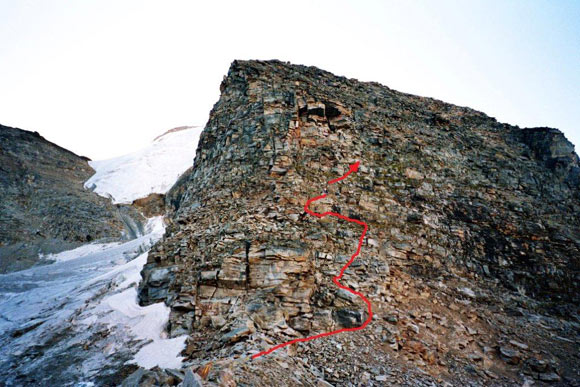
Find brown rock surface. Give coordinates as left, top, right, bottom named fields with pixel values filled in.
left=137, top=60, right=580, bottom=385
left=133, top=193, right=166, bottom=217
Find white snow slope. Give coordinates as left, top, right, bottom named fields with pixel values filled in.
left=84, top=126, right=201, bottom=204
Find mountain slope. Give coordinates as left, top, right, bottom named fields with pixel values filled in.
left=137, top=60, right=580, bottom=386
left=0, top=124, right=144, bottom=273
left=84, top=126, right=201, bottom=204
left=0, top=125, right=201, bottom=385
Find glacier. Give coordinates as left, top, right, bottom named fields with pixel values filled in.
left=0, top=127, right=200, bottom=385
left=84, top=126, right=201, bottom=204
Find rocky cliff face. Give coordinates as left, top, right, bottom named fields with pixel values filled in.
left=0, top=125, right=144, bottom=273
left=138, top=60, right=579, bottom=385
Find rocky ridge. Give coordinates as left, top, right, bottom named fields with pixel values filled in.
left=0, top=124, right=145, bottom=273
left=136, top=59, right=579, bottom=385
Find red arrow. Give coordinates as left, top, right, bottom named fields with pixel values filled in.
left=328, top=161, right=360, bottom=185
left=252, top=161, right=372, bottom=360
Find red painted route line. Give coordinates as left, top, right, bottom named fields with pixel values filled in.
left=252, top=161, right=372, bottom=360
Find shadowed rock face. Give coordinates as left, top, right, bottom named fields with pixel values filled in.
left=0, top=125, right=144, bottom=273
left=516, top=127, right=580, bottom=186
left=138, top=60, right=579, bottom=385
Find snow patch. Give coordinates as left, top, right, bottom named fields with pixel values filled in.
left=130, top=336, right=188, bottom=369
left=97, top=257, right=187, bottom=369
left=144, top=215, right=166, bottom=235
left=40, top=242, right=121, bottom=263
left=84, top=126, right=201, bottom=204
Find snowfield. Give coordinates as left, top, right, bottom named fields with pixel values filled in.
left=84, top=126, right=201, bottom=204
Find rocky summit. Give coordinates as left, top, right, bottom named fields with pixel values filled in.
left=0, top=125, right=144, bottom=273
left=134, top=60, right=579, bottom=386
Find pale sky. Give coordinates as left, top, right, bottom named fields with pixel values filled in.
left=1, top=0, right=578, bottom=160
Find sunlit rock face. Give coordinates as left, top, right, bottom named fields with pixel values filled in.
left=138, top=60, right=579, bottom=385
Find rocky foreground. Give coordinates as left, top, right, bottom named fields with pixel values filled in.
left=130, top=60, right=579, bottom=386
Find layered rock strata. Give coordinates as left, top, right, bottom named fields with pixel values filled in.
left=138, top=60, right=579, bottom=385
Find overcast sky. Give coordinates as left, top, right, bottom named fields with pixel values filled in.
left=1, top=0, right=578, bottom=160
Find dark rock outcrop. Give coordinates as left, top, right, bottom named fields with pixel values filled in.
left=0, top=124, right=144, bottom=273
left=515, top=126, right=580, bottom=187
left=137, top=60, right=579, bottom=385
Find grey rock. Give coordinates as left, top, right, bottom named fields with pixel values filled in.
left=499, top=346, right=521, bottom=364
left=334, top=309, right=364, bottom=328
left=121, top=367, right=158, bottom=387
left=538, top=372, right=561, bottom=382
left=182, top=368, right=204, bottom=387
